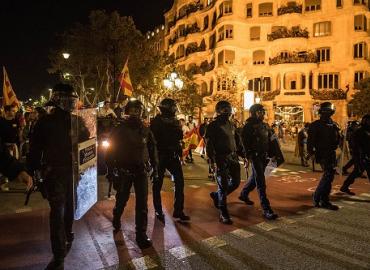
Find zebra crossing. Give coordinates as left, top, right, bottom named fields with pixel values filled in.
left=105, top=193, right=370, bottom=270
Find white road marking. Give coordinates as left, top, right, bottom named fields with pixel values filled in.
left=350, top=195, right=368, bottom=201
left=231, top=229, right=255, bottom=239
left=278, top=217, right=296, bottom=224
left=205, top=182, right=217, bottom=186
left=169, top=245, right=195, bottom=260
left=15, top=207, right=32, bottom=213
left=202, top=236, right=227, bottom=248
left=313, top=208, right=330, bottom=214
left=256, top=222, right=278, bottom=231
left=188, top=185, right=200, bottom=189
left=130, top=256, right=157, bottom=270
left=360, top=193, right=370, bottom=198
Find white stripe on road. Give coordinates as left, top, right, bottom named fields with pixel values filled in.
left=130, top=256, right=157, bottom=270
left=205, top=183, right=217, bottom=186
left=360, top=193, right=370, bottom=198
left=231, top=229, right=255, bottom=239
left=313, top=208, right=330, bottom=214
left=256, top=222, right=278, bottom=231
left=350, top=195, right=368, bottom=201
left=169, top=245, right=196, bottom=260
left=188, top=185, right=200, bottom=189
left=15, top=207, right=32, bottom=213
left=202, top=236, right=227, bottom=248
left=278, top=217, right=296, bottom=224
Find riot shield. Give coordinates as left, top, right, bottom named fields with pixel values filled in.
left=71, top=108, right=98, bottom=220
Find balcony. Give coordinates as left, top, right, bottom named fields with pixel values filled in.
left=277, top=4, right=302, bottom=16
left=167, top=1, right=204, bottom=30
left=260, top=89, right=281, bottom=101
left=168, top=23, right=200, bottom=46
left=269, top=51, right=317, bottom=65
left=188, top=59, right=215, bottom=75
left=309, top=89, right=348, bottom=100
left=267, top=26, right=309, bottom=41
left=185, top=40, right=206, bottom=56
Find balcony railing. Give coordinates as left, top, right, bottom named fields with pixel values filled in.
left=277, top=4, right=302, bottom=16
left=167, top=1, right=204, bottom=30
left=260, top=89, right=281, bottom=101
left=309, top=89, right=348, bottom=100
left=168, top=23, right=200, bottom=46
left=186, top=40, right=206, bottom=56
left=188, top=59, right=215, bottom=75
left=269, top=51, right=317, bottom=65
left=267, top=26, right=309, bottom=41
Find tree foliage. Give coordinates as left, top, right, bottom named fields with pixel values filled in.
left=350, top=78, right=370, bottom=116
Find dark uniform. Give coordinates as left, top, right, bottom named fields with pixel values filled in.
left=308, top=102, right=340, bottom=210
left=239, top=104, right=279, bottom=220
left=205, top=101, right=244, bottom=224
left=0, top=136, right=24, bottom=179
left=28, top=84, right=90, bottom=270
left=150, top=98, right=189, bottom=222
left=106, top=100, right=158, bottom=248
left=342, top=121, right=360, bottom=174
left=340, top=115, right=370, bottom=194
left=297, top=123, right=309, bottom=167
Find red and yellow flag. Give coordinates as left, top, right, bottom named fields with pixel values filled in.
left=2, top=67, right=20, bottom=108
left=119, top=59, right=133, bottom=97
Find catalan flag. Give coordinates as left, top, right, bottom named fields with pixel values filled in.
left=119, top=59, right=133, bottom=97
left=2, top=67, right=20, bottom=108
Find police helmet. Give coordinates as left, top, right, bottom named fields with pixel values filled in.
left=249, top=103, right=265, bottom=116
left=124, top=99, right=144, bottom=118
left=45, top=83, right=78, bottom=112
left=318, top=102, right=335, bottom=115
left=215, top=100, right=232, bottom=116
left=158, top=98, right=177, bottom=116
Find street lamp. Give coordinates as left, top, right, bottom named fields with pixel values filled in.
left=163, top=72, right=183, bottom=90
left=62, top=53, right=70, bottom=59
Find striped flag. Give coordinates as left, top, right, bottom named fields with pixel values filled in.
left=2, top=67, right=20, bottom=108
left=119, top=59, right=133, bottom=97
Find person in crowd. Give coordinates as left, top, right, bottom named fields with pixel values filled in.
left=185, top=116, right=196, bottom=163
left=340, top=114, right=370, bottom=195
left=199, top=117, right=209, bottom=159
left=113, top=99, right=127, bottom=119
left=0, top=105, right=21, bottom=159
left=278, top=123, right=285, bottom=143
left=106, top=99, right=158, bottom=249
left=206, top=101, right=245, bottom=224
left=297, top=123, right=310, bottom=167
left=150, top=98, right=190, bottom=223
left=238, top=103, right=279, bottom=220
left=342, top=121, right=360, bottom=175
left=28, top=83, right=90, bottom=270
left=308, top=102, right=341, bottom=210
left=98, top=101, right=117, bottom=118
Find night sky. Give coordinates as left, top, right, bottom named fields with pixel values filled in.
left=0, top=0, right=173, bottom=100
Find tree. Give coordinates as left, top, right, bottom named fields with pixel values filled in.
left=350, top=78, right=370, bottom=116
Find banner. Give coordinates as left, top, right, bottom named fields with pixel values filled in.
left=119, top=59, right=133, bottom=97
left=2, top=67, right=20, bottom=108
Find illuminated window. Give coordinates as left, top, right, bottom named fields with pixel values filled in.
left=318, top=73, right=339, bottom=89
left=316, top=47, right=331, bottom=62
left=354, top=71, right=365, bottom=84
left=253, top=50, right=265, bottom=65
left=259, top=3, right=273, bottom=17
left=246, top=3, right=253, bottom=18
left=305, top=0, right=321, bottom=11
left=313, top=21, right=331, bottom=37
left=354, top=15, right=367, bottom=31
left=250, top=26, right=260, bottom=40
left=336, top=0, right=343, bottom=8
left=176, top=45, right=185, bottom=58
left=354, top=42, right=368, bottom=59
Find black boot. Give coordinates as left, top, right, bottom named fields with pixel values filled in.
left=173, top=212, right=191, bottom=222
left=210, top=192, right=219, bottom=209
left=320, top=201, right=339, bottom=211
left=219, top=208, right=232, bottom=225
left=45, top=257, right=64, bottom=270
left=65, top=232, right=74, bottom=255
left=312, top=193, right=320, bottom=208
left=263, top=209, right=278, bottom=220
left=136, top=234, right=152, bottom=249
left=339, top=187, right=355, bottom=195
left=238, top=195, right=254, bottom=205
left=155, top=211, right=165, bottom=223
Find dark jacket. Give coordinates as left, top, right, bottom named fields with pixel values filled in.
left=150, top=115, right=183, bottom=155
left=0, top=117, right=20, bottom=144
left=205, top=116, right=244, bottom=163
left=199, top=123, right=208, bottom=137
left=352, top=126, right=370, bottom=158
left=242, top=117, right=272, bottom=158
left=106, top=117, right=158, bottom=171
left=0, top=137, right=24, bottom=180
left=28, top=108, right=90, bottom=171
left=297, top=128, right=308, bottom=147
left=307, top=118, right=340, bottom=159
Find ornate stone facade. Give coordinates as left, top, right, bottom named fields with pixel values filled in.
left=164, top=0, right=370, bottom=125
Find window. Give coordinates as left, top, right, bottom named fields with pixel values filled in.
left=280, top=51, right=289, bottom=58
left=178, top=6, right=187, bottom=19
left=354, top=42, right=368, bottom=59
left=176, top=45, right=185, bottom=58
left=253, top=50, right=265, bottom=65
left=217, top=76, right=237, bottom=91
left=305, top=0, right=321, bottom=11
left=259, top=3, right=273, bottom=17
left=291, top=81, right=297, bottom=89
left=353, top=0, right=367, bottom=5
left=313, top=21, right=331, bottom=37
left=218, top=51, right=224, bottom=66
left=336, top=0, right=343, bottom=8
left=219, top=1, right=232, bottom=18
left=354, top=71, right=365, bottom=84
left=246, top=3, right=253, bottom=18
left=225, top=50, right=235, bottom=64
left=178, top=24, right=186, bottom=37
left=203, top=16, right=209, bottom=30
left=218, top=26, right=225, bottom=41
left=209, top=34, right=216, bottom=49
left=318, top=73, right=339, bottom=89
left=248, top=77, right=271, bottom=91
left=207, top=0, right=213, bottom=6
left=354, top=15, right=367, bottom=31
left=250, top=26, right=260, bottom=40
left=316, top=47, right=331, bottom=62
left=225, top=25, right=233, bottom=39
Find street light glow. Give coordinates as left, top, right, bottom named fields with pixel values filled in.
left=163, top=79, right=173, bottom=89
left=174, top=78, right=184, bottom=90
left=62, top=53, right=70, bottom=59
left=170, top=72, right=178, bottom=80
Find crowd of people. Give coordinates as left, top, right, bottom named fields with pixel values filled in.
left=1, top=83, right=369, bottom=270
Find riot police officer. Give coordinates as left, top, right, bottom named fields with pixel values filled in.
left=106, top=99, right=158, bottom=249
left=206, top=101, right=245, bottom=224
left=150, top=98, right=190, bottom=222
left=239, top=104, right=279, bottom=220
left=340, top=114, right=370, bottom=194
left=28, top=83, right=90, bottom=270
left=342, top=121, right=360, bottom=175
left=308, top=102, right=340, bottom=210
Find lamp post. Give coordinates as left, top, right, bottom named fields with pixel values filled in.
left=62, top=52, right=70, bottom=59
left=163, top=72, right=184, bottom=91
